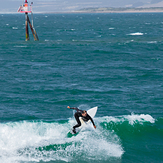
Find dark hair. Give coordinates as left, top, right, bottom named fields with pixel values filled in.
left=82, top=110, right=87, bottom=114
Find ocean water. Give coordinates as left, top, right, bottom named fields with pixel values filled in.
left=0, top=13, right=163, bottom=163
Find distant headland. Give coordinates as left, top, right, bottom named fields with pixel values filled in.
left=74, top=7, right=163, bottom=13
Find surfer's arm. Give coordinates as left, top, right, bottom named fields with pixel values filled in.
left=87, top=114, right=96, bottom=129
left=67, top=106, right=79, bottom=111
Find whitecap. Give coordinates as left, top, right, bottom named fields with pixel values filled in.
left=14, top=45, right=27, bottom=48
left=12, top=27, right=18, bottom=30
left=124, top=113, right=155, bottom=125
left=147, top=41, right=157, bottom=44
left=128, top=32, right=143, bottom=36
left=100, top=113, right=155, bottom=125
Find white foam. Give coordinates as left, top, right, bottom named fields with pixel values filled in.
left=100, top=113, right=155, bottom=125
left=12, top=27, right=18, bottom=30
left=147, top=41, right=157, bottom=44
left=0, top=119, right=124, bottom=163
left=14, top=46, right=27, bottom=48
left=128, top=32, right=144, bottom=36
left=109, top=27, right=114, bottom=30
left=125, top=113, right=155, bottom=125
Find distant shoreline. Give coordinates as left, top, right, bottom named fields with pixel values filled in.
left=43, top=7, right=163, bottom=14
left=73, top=10, right=163, bottom=13
left=40, top=8, right=163, bottom=14
left=74, top=7, right=163, bottom=13
left=41, top=7, right=163, bottom=14
left=1, top=7, right=163, bottom=14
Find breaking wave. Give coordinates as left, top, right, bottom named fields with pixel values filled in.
left=0, top=113, right=160, bottom=163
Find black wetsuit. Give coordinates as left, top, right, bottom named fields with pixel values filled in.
left=70, top=107, right=95, bottom=130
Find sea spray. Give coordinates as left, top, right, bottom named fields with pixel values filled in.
left=0, top=117, right=124, bottom=163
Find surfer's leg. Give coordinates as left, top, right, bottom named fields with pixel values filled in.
left=73, top=123, right=81, bottom=129
left=74, top=113, right=81, bottom=127
left=73, top=114, right=81, bottom=133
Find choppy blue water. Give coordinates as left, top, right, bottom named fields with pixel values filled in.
left=0, top=13, right=163, bottom=163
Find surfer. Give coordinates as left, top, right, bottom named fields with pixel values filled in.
left=67, top=106, right=96, bottom=134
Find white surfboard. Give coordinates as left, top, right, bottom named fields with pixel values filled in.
left=79, top=106, right=98, bottom=125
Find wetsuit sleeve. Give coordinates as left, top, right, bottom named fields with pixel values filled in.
left=87, top=114, right=95, bottom=126
left=69, top=107, right=79, bottom=111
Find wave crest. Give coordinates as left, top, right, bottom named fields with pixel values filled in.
left=0, top=119, right=124, bottom=163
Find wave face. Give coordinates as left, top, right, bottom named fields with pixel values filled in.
left=1, top=113, right=162, bottom=163
left=0, top=118, right=123, bottom=163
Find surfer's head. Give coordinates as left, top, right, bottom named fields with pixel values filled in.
left=82, top=110, right=87, bottom=117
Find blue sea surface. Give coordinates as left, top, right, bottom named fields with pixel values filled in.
left=0, top=13, right=163, bottom=163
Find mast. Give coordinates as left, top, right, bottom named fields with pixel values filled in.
left=17, top=0, right=39, bottom=41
